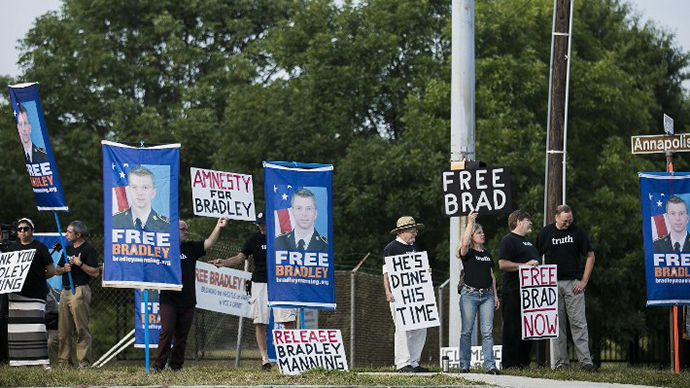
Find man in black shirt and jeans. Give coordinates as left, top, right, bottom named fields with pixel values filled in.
left=536, top=204, right=596, bottom=371
left=211, top=212, right=296, bottom=371
left=153, top=217, right=228, bottom=372
left=498, top=209, right=539, bottom=369
left=55, top=220, right=99, bottom=368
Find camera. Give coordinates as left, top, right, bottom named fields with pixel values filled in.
left=0, top=220, right=18, bottom=252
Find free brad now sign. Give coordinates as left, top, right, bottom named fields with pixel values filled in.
left=520, top=265, right=559, bottom=340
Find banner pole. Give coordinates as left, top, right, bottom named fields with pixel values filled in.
left=300, top=308, right=305, bottom=329
left=144, top=289, right=150, bottom=373
left=53, top=211, right=74, bottom=295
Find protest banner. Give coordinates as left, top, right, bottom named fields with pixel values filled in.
left=264, top=161, right=335, bottom=309
left=440, top=346, right=502, bottom=369
left=191, top=167, right=255, bottom=221
left=384, top=251, right=440, bottom=331
left=639, top=173, right=690, bottom=305
left=8, top=83, right=68, bottom=211
left=102, top=141, right=181, bottom=290
left=273, top=329, right=348, bottom=375
left=195, top=261, right=251, bottom=317
left=0, top=250, right=36, bottom=294
left=442, top=167, right=511, bottom=217
left=134, top=289, right=160, bottom=348
left=519, top=265, right=558, bottom=340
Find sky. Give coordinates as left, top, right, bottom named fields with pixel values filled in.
left=0, top=0, right=688, bottom=83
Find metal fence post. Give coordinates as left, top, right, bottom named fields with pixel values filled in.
left=438, top=278, right=451, bottom=355
left=235, top=260, right=250, bottom=367
left=350, top=253, right=370, bottom=368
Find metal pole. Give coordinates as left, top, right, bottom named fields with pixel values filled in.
left=235, top=260, right=250, bottom=368
left=349, top=253, right=370, bottom=368
left=449, top=0, right=475, bottom=349
left=144, top=289, right=150, bottom=373
left=438, top=278, right=450, bottom=356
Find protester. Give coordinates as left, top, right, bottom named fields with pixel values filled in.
left=498, top=210, right=539, bottom=369
left=210, top=211, right=297, bottom=371
left=6, top=218, right=56, bottom=369
left=457, top=212, right=499, bottom=374
left=153, top=217, right=228, bottom=372
left=55, top=220, right=100, bottom=368
left=383, top=216, right=429, bottom=373
left=536, top=205, right=596, bottom=371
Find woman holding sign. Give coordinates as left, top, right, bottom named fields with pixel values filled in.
left=457, top=212, right=499, bottom=374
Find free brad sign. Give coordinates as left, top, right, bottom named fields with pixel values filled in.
left=631, top=134, right=690, bottom=155
left=442, top=167, right=511, bottom=217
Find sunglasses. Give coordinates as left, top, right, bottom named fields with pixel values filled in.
left=17, top=226, right=32, bottom=232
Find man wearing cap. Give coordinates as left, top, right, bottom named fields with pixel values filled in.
left=153, top=217, right=228, bottom=372
left=383, top=216, right=429, bottom=373
left=211, top=212, right=297, bottom=371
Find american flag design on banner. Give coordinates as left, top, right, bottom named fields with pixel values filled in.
left=273, top=184, right=295, bottom=235
left=649, top=192, right=670, bottom=241
left=111, top=162, right=133, bottom=214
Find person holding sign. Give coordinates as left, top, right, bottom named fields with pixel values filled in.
left=5, top=218, right=56, bottom=369
left=383, top=216, right=429, bottom=373
left=55, top=221, right=100, bottom=368
left=497, top=210, right=539, bottom=369
left=457, top=212, right=499, bottom=374
left=536, top=205, right=596, bottom=371
left=210, top=212, right=297, bottom=371
left=152, top=217, right=227, bottom=372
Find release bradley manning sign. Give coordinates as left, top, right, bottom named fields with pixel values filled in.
left=442, top=167, right=511, bottom=217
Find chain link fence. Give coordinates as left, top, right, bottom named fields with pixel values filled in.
left=56, top=235, right=670, bottom=368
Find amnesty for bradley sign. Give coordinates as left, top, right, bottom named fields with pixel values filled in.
left=631, top=134, right=690, bottom=155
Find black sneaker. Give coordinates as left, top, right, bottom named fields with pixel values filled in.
left=582, top=363, right=597, bottom=372
left=487, top=368, right=500, bottom=375
left=458, top=367, right=470, bottom=373
left=397, top=365, right=416, bottom=373
left=414, top=365, right=430, bottom=373
left=262, top=363, right=272, bottom=371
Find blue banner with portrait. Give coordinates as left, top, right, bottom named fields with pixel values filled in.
left=8, top=83, right=68, bottom=211
left=640, top=172, right=690, bottom=306
left=102, top=141, right=181, bottom=290
left=264, top=161, right=335, bottom=309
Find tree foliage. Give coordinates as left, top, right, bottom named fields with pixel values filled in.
left=1, top=0, right=689, bottom=345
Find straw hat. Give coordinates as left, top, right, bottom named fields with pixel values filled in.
left=390, top=216, right=424, bottom=235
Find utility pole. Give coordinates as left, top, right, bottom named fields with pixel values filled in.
left=449, top=0, right=475, bottom=348
left=543, top=0, right=574, bottom=367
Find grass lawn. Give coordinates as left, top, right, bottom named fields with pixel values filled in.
left=1, top=362, right=689, bottom=387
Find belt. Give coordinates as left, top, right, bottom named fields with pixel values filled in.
left=463, top=284, right=492, bottom=294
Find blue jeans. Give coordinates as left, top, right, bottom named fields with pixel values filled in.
left=459, top=286, right=496, bottom=369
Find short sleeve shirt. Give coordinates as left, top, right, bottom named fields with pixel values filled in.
left=241, top=232, right=267, bottom=283
left=160, top=240, right=205, bottom=308
left=498, top=232, right=539, bottom=295
left=59, top=242, right=99, bottom=288
left=536, top=223, right=593, bottom=280
left=460, top=248, right=493, bottom=289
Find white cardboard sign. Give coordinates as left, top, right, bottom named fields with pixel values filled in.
left=0, top=249, right=36, bottom=294
left=273, top=329, right=348, bottom=375
left=519, top=265, right=559, bottom=340
left=191, top=167, right=255, bottom=221
left=195, top=261, right=251, bottom=318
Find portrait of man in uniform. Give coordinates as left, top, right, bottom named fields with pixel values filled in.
left=275, top=188, right=328, bottom=252
left=653, top=195, right=690, bottom=252
left=16, top=103, right=48, bottom=164
left=112, top=165, right=170, bottom=231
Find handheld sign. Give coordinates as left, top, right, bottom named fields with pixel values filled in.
left=519, top=265, right=559, bottom=340
left=273, top=329, right=348, bottom=375
left=442, top=167, right=511, bottom=216
left=0, top=250, right=36, bottom=294
left=385, top=251, right=440, bottom=331
left=191, top=167, right=255, bottom=221
left=195, top=261, right=251, bottom=317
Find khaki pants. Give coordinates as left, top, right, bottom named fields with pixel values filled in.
left=58, top=285, right=92, bottom=366
left=554, top=279, right=593, bottom=367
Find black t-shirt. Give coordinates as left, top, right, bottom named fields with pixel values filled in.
left=383, top=239, right=418, bottom=258
left=498, top=232, right=540, bottom=295
left=8, top=239, right=52, bottom=300
left=536, top=223, right=593, bottom=280
left=242, top=232, right=267, bottom=283
left=461, top=248, right=493, bottom=289
left=160, top=240, right=205, bottom=308
left=59, top=242, right=99, bottom=288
